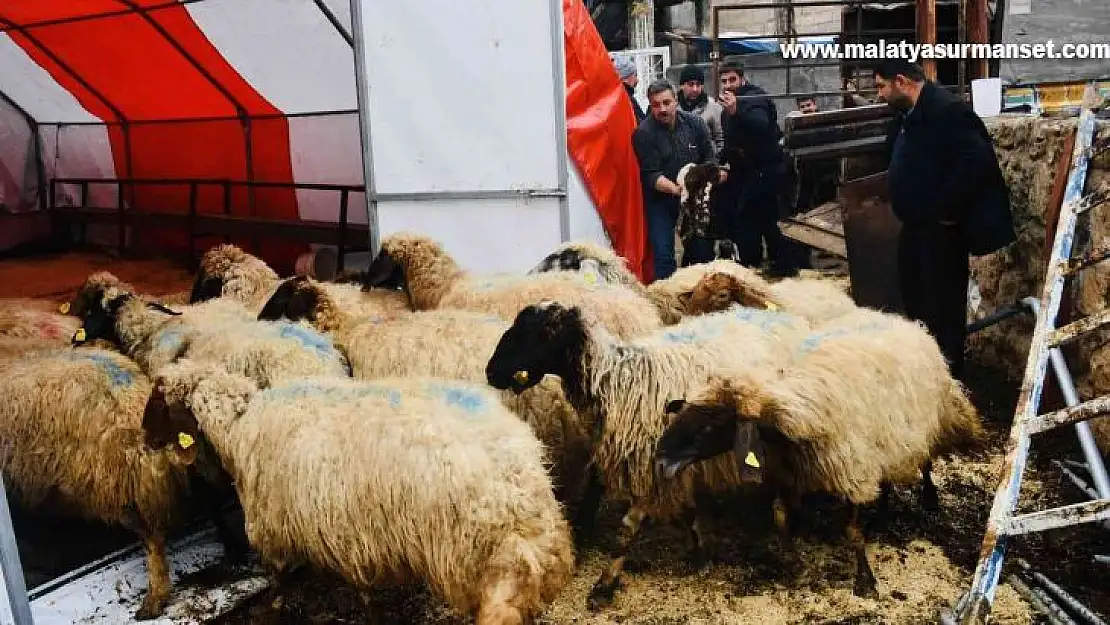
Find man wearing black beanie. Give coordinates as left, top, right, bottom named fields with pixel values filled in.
left=677, top=65, right=724, bottom=156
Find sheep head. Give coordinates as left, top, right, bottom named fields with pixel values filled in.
left=257, top=276, right=320, bottom=323
left=190, top=244, right=278, bottom=304
left=68, top=271, right=132, bottom=318
left=73, top=287, right=182, bottom=347
left=141, top=385, right=202, bottom=467
left=654, top=374, right=772, bottom=484
left=486, top=300, right=585, bottom=394
left=685, top=272, right=779, bottom=315
left=530, top=245, right=589, bottom=274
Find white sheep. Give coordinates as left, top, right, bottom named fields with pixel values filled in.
left=0, top=346, right=210, bottom=619
left=255, top=275, right=596, bottom=524
left=485, top=300, right=813, bottom=609
left=528, top=240, right=648, bottom=295
left=143, top=362, right=575, bottom=625
left=357, top=231, right=662, bottom=339
left=73, top=284, right=351, bottom=387
left=653, top=306, right=986, bottom=598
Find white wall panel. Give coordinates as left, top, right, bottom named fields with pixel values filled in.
left=355, top=0, right=561, bottom=194
left=39, top=125, right=118, bottom=209
left=0, top=35, right=102, bottom=124
left=566, top=160, right=611, bottom=247
left=376, top=198, right=564, bottom=275
left=186, top=0, right=357, bottom=114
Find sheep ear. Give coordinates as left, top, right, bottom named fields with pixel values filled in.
left=677, top=290, right=693, bottom=309
left=146, top=302, right=182, bottom=316
left=664, top=398, right=686, bottom=414
left=733, top=421, right=765, bottom=484
left=361, top=251, right=402, bottom=289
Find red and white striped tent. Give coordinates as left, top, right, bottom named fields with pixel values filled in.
left=0, top=0, right=652, bottom=280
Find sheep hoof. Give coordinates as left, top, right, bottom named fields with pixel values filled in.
left=684, top=549, right=710, bottom=573
left=586, top=578, right=620, bottom=611
left=134, top=594, right=168, bottom=620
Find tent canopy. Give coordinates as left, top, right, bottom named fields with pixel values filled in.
left=0, top=0, right=649, bottom=278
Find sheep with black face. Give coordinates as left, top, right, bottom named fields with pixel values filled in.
left=485, top=299, right=811, bottom=609
left=653, top=307, right=985, bottom=598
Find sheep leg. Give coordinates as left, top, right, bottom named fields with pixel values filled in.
left=135, top=533, right=172, bottom=620
left=866, top=482, right=893, bottom=534
left=586, top=504, right=647, bottom=611
left=920, top=461, right=940, bottom=511
left=190, top=475, right=249, bottom=563
left=571, top=463, right=604, bottom=544
left=847, top=504, right=878, bottom=598
left=682, top=508, right=709, bottom=571
left=773, top=494, right=803, bottom=578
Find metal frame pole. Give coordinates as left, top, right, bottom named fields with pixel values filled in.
left=0, top=474, right=33, bottom=625
left=349, top=0, right=381, bottom=257
left=549, top=0, right=571, bottom=243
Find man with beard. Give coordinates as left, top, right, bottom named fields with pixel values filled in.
left=875, top=58, right=1015, bottom=380
left=677, top=66, right=724, bottom=156
left=717, top=59, right=796, bottom=276
left=632, top=80, right=721, bottom=280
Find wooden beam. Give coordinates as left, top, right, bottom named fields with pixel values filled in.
left=967, top=0, right=990, bottom=79
left=916, top=0, right=937, bottom=80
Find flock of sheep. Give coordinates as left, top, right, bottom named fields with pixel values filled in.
left=0, top=232, right=986, bottom=624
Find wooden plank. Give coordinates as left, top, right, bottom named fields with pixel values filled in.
left=789, top=135, right=887, bottom=161
left=916, top=0, right=937, bottom=80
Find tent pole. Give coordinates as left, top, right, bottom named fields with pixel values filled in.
left=350, top=0, right=381, bottom=257
left=311, top=0, right=354, bottom=47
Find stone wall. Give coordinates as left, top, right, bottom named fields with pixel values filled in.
left=972, top=115, right=1110, bottom=450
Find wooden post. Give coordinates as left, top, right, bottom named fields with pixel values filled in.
left=967, top=0, right=990, bottom=79
left=916, top=0, right=937, bottom=80
left=630, top=0, right=655, bottom=48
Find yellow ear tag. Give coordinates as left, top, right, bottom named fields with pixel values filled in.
left=74, top=328, right=86, bottom=342
left=177, top=432, right=195, bottom=450
left=583, top=271, right=598, bottom=285
left=744, top=451, right=761, bottom=468
left=763, top=301, right=779, bottom=311
left=59, top=302, right=70, bottom=314
left=513, top=370, right=529, bottom=384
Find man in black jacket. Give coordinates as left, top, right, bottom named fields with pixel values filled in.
left=632, top=80, right=720, bottom=281
left=717, top=59, right=796, bottom=276
left=876, top=59, right=1015, bottom=380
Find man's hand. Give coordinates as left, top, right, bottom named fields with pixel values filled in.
left=720, top=89, right=738, bottom=115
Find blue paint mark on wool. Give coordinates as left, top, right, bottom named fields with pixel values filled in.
left=154, top=328, right=186, bottom=353
left=661, top=305, right=791, bottom=344
left=258, top=380, right=489, bottom=416
left=797, top=321, right=888, bottom=354
left=49, top=351, right=136, bottom=387
left=271, top=322, right=343, bottom=361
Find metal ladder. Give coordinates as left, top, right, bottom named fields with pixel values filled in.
left=948, top=83, right=1110, bottom=624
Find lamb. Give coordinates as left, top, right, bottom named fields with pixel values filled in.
left=653, top=306, right=985, bottom=598
left=485, top=300, right=813, bottom=608
left=73, top=284, right=350, bottom=388
left=684, top=269, right=860, bottom=325
left=142, top=362, right=575, bottom=625
left=0, top=346, right=206, bottom=619
left=256, top=275, right=595, bottom=520
left=0, top=300, right=81, bottom=342
left=357, top=231, right=662, bottom=339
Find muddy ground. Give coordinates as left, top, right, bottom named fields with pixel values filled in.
left=2, top=250, right=1107, bottom=624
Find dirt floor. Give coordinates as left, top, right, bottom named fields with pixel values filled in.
left=2, top=250, right=1107, bottom=624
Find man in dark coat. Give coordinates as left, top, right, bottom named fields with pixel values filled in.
left=717, top=59, right=796, bottom=276
left=876, top=58, right=1016, bottom=380
left=632, top=80, right=720, bottom=281
left=613, top=55, right=646, bottom=123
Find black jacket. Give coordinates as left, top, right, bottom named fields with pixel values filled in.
left=721, top=82, right=784, bottom=171
left=625, top=83, right=646, bottom=123
left=884, top=81, right=1016, bottom=255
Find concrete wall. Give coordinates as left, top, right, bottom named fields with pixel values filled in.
left=972, top=115, right=1110, bottom=450
left=712, top=0, right=841, bottom=37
